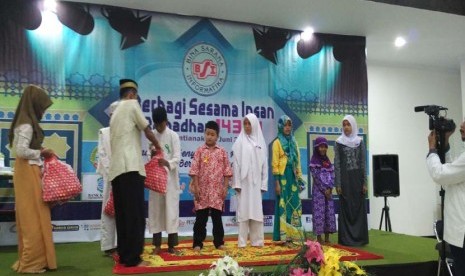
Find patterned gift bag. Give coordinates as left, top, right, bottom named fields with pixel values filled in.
left=42, top=155, right=82, bottom=203
left=104, top=191, right=115, bottom=216
left=144, top=150, right=168, bottom=194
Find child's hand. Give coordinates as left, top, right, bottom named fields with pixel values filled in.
left=275, top=180, right=281, bottom=196
left=189, top=179, right=199, bottom=200
left=223, top=186, right=228, bottom=199
left=158, top=158, right=169, bottom=168
left=325, top=188, right=332, bottom=200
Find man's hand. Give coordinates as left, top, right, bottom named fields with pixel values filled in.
left=144, top=126, right=161, bottom=150
left=40, top=148, right=54, bottom=159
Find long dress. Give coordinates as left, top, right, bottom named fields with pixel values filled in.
left=12, top=124, right=57, bottom=272
left=272, top=138, right=303, bottom=242
left=310, top=164, right=336, bottom=236
left=334, top=140, right=369, bottom=246
left=232, top=113, right=268, bottom=247
left=96, top=127, right=117, bottom=252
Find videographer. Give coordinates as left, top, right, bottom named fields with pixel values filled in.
left=426, top=121, right=465, bottom=276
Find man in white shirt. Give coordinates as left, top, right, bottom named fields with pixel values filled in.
left=109, top=79, right=160, bottom=267
left=148, top=107, right=181, bottom=254
left=426, top=121, right=465, bottom=276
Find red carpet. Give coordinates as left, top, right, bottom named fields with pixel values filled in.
left=113, top=238, right=383, bottom=274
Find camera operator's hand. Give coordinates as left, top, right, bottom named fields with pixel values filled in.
left=445, top=129, right=454, bottom=142
left=461, top=121, right=465, bottom=141
left=428, top=131, right=437, bottom=150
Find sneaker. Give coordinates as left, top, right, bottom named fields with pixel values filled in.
left=193, top=246, right=201, bottom=252
left=216, top=245, right=225, bottom=250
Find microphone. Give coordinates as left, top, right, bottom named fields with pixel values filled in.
left=414, top=105, right=429, bottom=112
left=414, top=105, right=447, bottom=113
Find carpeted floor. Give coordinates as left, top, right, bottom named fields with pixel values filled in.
left=0, top=230, right=438, bottom=276
left=113, top=238, right=383, bottom=274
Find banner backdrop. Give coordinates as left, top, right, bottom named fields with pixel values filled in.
left=0, top=3, right=368, bottom=244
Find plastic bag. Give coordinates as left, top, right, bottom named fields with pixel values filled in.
left=104, top=191, right=115, bottom=216
left=42, top=155, right=82, bottom=203
left=144, top=150, right=168, bottom=194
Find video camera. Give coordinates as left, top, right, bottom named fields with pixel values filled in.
left=414, top=105, right=456, bottom=133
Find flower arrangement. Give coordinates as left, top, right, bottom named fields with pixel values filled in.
left=199, top=255, right=252, bottom=276
left=278, top=240, right=366, bottom=276
left=199, top=240, right=366, bottom=276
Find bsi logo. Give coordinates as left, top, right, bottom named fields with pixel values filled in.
left=183, top=43, right=227, bottom=96
left=193, top=60, right=217, bottom=79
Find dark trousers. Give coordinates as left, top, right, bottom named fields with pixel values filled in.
left=152, top=232, right=178, bottom=248
left=193, top=208, right=224, bottom=249
left=450, top=238, right=465, bottom=276
left=112, top=172, right=145, bottom=267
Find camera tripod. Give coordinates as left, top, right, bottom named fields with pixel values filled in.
left=378, top=196, right=392, bottom=232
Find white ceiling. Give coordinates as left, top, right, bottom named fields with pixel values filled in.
left=75, top=0, right=465, bottom=71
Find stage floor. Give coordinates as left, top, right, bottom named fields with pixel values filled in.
left=0, top=229, right=438, bottom=276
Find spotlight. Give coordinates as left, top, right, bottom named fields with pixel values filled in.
left=56, top=2, right=94, bottom=35
left=253, top=26, right=291, bottom=64
left=297, top=33, right=322, bottom=59
left=101, top=7, right=151, bottom=50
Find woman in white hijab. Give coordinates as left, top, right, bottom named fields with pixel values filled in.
left=232, top=113, right=268, bottom=247
left=334, top=115, right=368, bottom=246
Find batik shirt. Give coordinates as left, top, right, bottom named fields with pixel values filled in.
left=189, top=144, right=233, bottom=211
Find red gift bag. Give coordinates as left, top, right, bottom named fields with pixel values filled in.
left=42, top=155, right=82, bottom=203
left=104, top=191, right=115, bottom=216
left=144, top=150, right=168, bottom=194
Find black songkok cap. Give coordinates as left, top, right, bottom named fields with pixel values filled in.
left=119, top=79, right=138, bottom=90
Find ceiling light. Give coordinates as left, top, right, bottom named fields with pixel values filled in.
left=394, top=37, right=406, bottom=48
left=44, top=0, right=57, bottom=12
left=300, top=27, right=314, bottom=41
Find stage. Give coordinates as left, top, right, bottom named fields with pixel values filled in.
left=0, top=229, right=438, bottom=275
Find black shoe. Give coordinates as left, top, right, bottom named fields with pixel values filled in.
left=168, top=247, right=181, bottom=255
